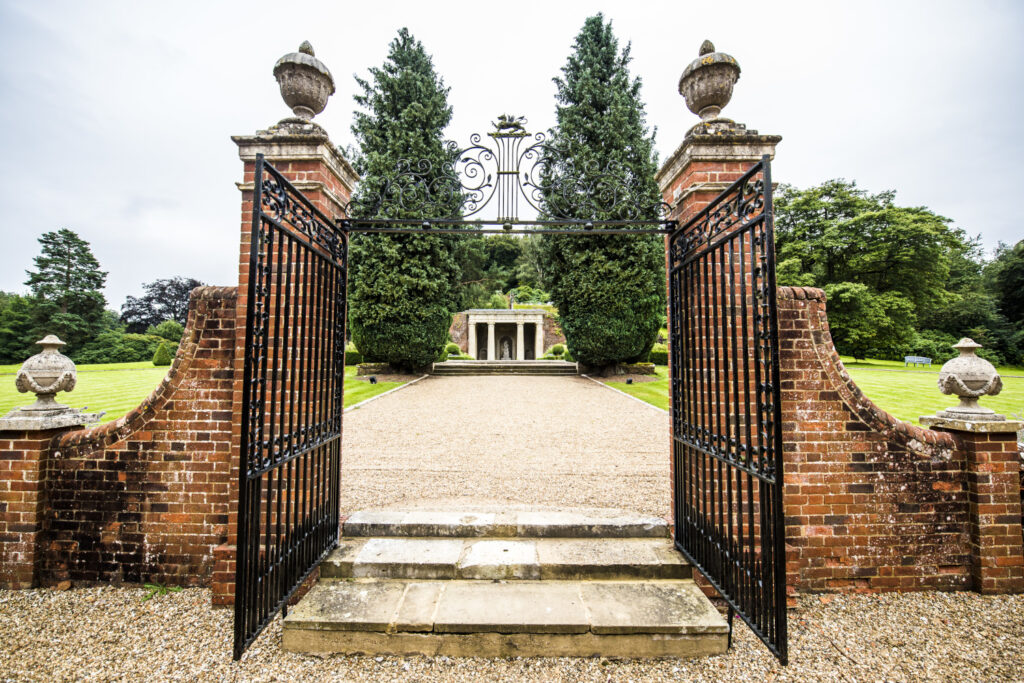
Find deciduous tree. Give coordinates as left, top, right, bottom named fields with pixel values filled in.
left=121, top=277, right=205, bottom=333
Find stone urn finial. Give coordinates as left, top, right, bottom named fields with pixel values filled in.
left=679, top=40, right=741, bottom=121
left=935, top=338, right=1004, bottom=421
left=14, top=335, right=77, bottom=413
left=273, top=41, right=335, bottom=121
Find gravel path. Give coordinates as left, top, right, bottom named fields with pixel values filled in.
left=340, top=375, right=671, bottom=519
left=2, top=587, right=1021, bottom=681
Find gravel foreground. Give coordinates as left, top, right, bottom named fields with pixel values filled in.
left=1, top=587, right=1022, bottom=682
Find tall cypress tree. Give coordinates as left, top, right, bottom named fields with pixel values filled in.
left=542, top=15, right=664, bottom=370
left=24, top=228, right=108, bottom=353
left=348, top=28, right=462, bottom=370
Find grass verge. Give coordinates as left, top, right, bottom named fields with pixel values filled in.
left=600, top=364, right=1023, bottom=424
left=0, top=363, right=414, bottom=424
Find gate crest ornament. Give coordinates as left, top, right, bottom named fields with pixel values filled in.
left=345, top=117, right=671, bottom=225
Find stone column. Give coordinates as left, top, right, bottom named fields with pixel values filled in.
left=921, top=342, right=1024, bottom=594
left=220, top=42, right=358, bottom=607
left=535, top=318, right=545, bottom=358
left=0, top=337, right=101, bottom=589
left=467, top=316, right=477, bottom=359
left=516, top=322, right=525, bottom=361
left=487, top=321, right=496, bottom=361
left=655, top=41, right=781, bottom=536
left=922, top=417, right=1024, bottom=593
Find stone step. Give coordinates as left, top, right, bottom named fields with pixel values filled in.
left=322, top=536, right=691, bottom=581
left=282, top=578, right=728, bottom=658
left=342, top=508, right=670, bottom=539
left=431, top=361, right=578, bottom=376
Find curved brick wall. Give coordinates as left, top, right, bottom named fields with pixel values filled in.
left=44, top=286, right=237, bottom=585
left=778, top=286, right=970, bottom=595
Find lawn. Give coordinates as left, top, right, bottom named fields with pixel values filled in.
left=0, top=364, right=171, bottom=423
left=0, top=363, right=412, bottom=424
left=342, top=366, right=408, bottom=408
left=604, top=366, right=670, bottom=411
left=603, top=362, right=1024, bottom=424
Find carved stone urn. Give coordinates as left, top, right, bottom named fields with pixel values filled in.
left=678, top=40, right=741, bottom=121
left=273, top=41, right=335, bottom=121
left=14, top=335, right=77, bottom=413
left=936, top=338, right=1004, bottom=421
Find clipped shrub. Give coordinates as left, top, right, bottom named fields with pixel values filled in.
left=152, top=341, right=172, bottom=366
left=148, top=319, right=185, bottom=343
left=562, top=348, right=574, bottom=362
left=548, top=343, right=566, bottom=357
left=445, top=342, right=461, bottom=355
left=346, top=29, right=462, bottom=372
left=648, top=342, right=668, bottom=366
left=345, top=343, right=362, bottom=366
left=74, top=331, right=170, bottom=364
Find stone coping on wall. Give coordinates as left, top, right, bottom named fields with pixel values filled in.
left=54, top=286, right=238, bottom=455
left=777, top=285, right=957, bottom=455
left=920, top=416, right=1024, bottom=434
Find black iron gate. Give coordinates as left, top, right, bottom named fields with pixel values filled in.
left=234, top=155, right=348, bottom=659
left=667, top=156, right=787, bottom=663
left=234, top=127, right=786, bottom=663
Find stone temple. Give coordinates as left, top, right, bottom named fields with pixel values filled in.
left=448, top=308, right=565, bottom=360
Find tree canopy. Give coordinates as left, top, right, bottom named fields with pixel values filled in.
left=121, top=277, right=205, bottom=332
left=775, top=180, right=1021, bottom=364
left=540, top=14, right=664, bottom=369
left=347, top=28, right=463, bottom=370
left=23, top=228, right=108, bottom=353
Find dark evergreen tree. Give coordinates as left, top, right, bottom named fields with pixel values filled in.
left=121, top=276, right=205, bottom=332
left=0, top=293, right=36, bottom=363
left=24, top=228, right=108, bottom=353
left=541, top=14, right=664, bottom=369
left=347, top=28, right=463, bottom=370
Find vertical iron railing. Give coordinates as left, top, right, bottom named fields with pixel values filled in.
left=667, top=156, right=787, bottom=663
left=234, top=155, right=347, bottom=660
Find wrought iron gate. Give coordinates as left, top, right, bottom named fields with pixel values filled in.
left=233, top=126, right=787, bottom=663
left=667, top=156, right=787, bottom=663
left=234, top=155, right=348, bottom=659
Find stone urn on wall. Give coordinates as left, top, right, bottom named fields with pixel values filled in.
left=936, top=338, right=1004, bottom=421
left=678, top=40, right=741, bottom=122
left=14, top=335, right=77, bottom=413
left=273, top=41, right=335, bottom=121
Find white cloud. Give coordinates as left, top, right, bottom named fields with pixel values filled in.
left=1, top=0, right=1021, bottom=308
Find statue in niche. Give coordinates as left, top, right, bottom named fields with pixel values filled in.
left=500, top=337, right=512, bottom=360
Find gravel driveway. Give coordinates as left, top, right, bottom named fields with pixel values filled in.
left=340, top=375, right=671, bottom=518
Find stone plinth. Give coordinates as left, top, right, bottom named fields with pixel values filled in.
left=922, top=416, right=1024, bottom=594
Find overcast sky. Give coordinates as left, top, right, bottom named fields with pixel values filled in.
left=1, top=0, right=1022, bottom=309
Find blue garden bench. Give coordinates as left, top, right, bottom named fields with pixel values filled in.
left=904, top=355, right=932, bottom=367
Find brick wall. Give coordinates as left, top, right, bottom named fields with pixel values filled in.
left=43, top=286, right=237, bottom=586
left=542, top=315, right=565, bottom=353
left=0, top=429, right=64, bottom=588
left=778, top=286, right=973, bottom=594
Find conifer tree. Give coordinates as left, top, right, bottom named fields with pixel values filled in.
left=347, top=28, right=462, bottom=370
left=24, top=228, right=108, bottom=352
left=542, top=15, right=664, bottom=369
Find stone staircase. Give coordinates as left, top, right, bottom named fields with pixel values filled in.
left=431, top=360, right=578, bottom=376
left=282, top=508, right=728, bottom=658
